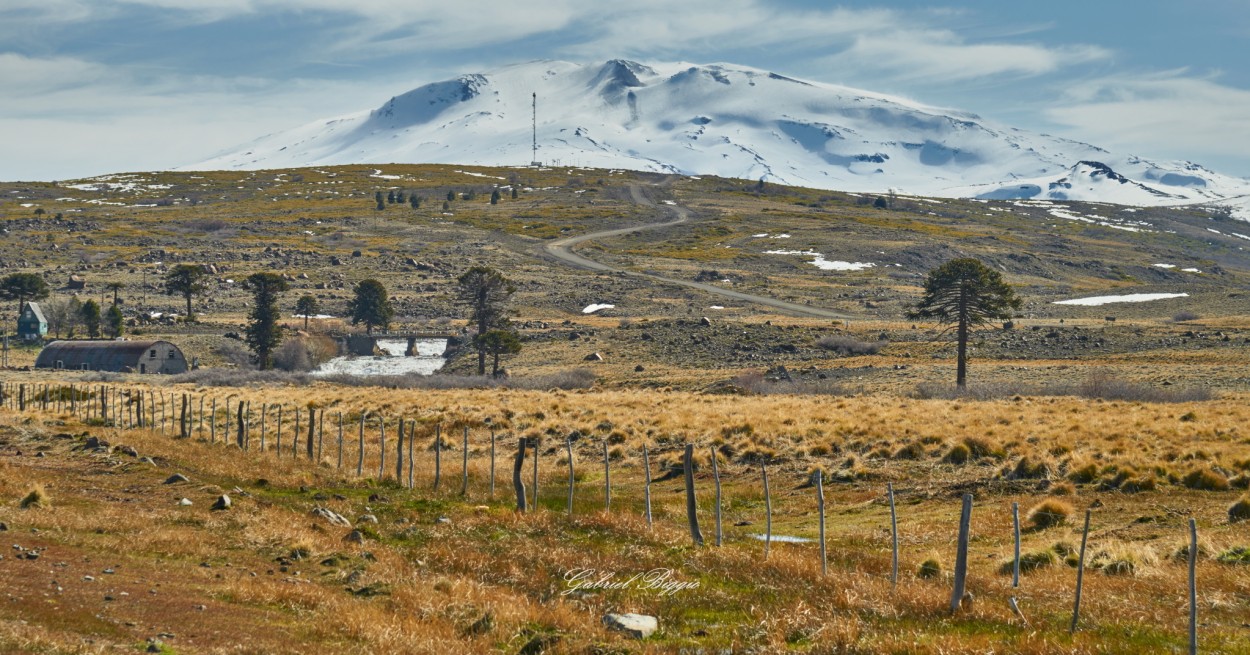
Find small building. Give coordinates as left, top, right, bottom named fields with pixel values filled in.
left=17, top=302, right=47, bottom=341
left=35, top=340, right=188, bottom=374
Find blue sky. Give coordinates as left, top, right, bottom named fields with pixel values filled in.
left=2, top=0, right=1248, bottom=180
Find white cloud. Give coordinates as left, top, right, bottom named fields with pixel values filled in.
left=1046, top=71, right=1250, bottom=170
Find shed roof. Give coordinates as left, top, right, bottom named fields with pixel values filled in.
left=34, top=340, right=183, bottom=371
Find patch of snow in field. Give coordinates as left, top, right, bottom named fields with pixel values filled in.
left=292, top=313, right=335, bottom=319
left=19, top=203, right=34, bottom=207
left=752, top=233, right=769, bottom=238
left=369, top=169, right=403, bottom=180
left=583, top=304, right=615, bottom=314
left=1182, top=268, right=1202, bottom=273
left=1154, top=264, right=1176, bottom=269
left=770, top=234, right=791, bottom=239
left=709, top=305, right=725, bottom=309
left=1053, top=293, right=1189, bottom=306
left=661, top=200, right=676, bottom=205
left=765, top=250, right=875, bottom=271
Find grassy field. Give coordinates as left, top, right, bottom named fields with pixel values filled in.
left=3, top=164, right=1250, bottom=652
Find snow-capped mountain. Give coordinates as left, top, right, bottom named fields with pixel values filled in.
left=187, top=59, right=1250, bottom=212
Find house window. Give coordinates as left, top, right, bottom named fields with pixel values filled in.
left=150, top=350, right=157, bottom=358
left=168, top=351, right=176, bottom=359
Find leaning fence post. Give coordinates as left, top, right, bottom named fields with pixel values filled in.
left=711, top=446, right=723, bottom=547
left=307, top=406, right=316, bottom=461
left=461, top=426, right=469, bottom=496
left=888, top=483, right=899, bottom=588
left=531, top=436, right=539, bottom=510
left=337, top=411, right=344, bottom=470
left=293, top=406, right=300, bottom=458
left=951, top=493, right=973, bottom=614
left=603, top=440, right=611, bottom=511
left=642, top=444, right=653, bottom=528
left=378, top=415, right=385, bottom=479
left=1188, top=518, right=1198, bottom=655
left=407, top=422, right=415, bottom=490
left=198, top=396, right=204, bottom=436
left=210, top=398, right=216, bottom=442
left=235, top=400, right=245, bottom=449
left=566, top=437, right=575, bottom=516
left=317, top=409, right=325, bottom=462
left=513, top=436, right=528, bottom=512
left=276, top=405, right=283, bottom=453
left=684, top=444, right=704, bottom=546
left=397, top=418, right=406, bottom=481
left=1070, top=508, right=1092, bottom=634
left=260, top=403, right=267, bottom=451
left=817, top=469, right=826, bottom=575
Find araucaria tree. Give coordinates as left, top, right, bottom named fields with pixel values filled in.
left=164, top=264, right=206, bottom=320
left=474, top=329, right=521, bottom=377
left=295, top=294, right=319, bottom=331
left=1, top=272, right=50, bottom=314
left=80, top=299, right=101, bottom=338
left=244, top=272, right=289, bottom=370
left=457, top=266, right=516, bottom=375
left=909, top=258, right=1021, bottom=388
left=348, top=279, right=393, bottom=335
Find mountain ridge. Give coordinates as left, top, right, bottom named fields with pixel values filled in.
left=186, top=59, right=1250, bottom=216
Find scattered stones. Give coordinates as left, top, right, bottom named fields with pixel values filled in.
left=434, top=516, right=451, bottom=524
left=699, top=317, right=712, bottom=326
left=344, top=530, right=365, bottom=544
left=178, top=498, right=193, bottom=506
left=164, top=474, right=190, bottom=484
left=357, top=514, right=379, bottom=524
left=116, top=445, right=139, bottom=457
left=602, top=613, right=658, bottom=639
left=0, top=522, right=7, bottom=531
left=210, top=495, right=231, bottom=511
left=584, top=352, right=603, bottom=361
left=634, top=365, right=645, bottom=372
left=311, top=507, right=352, bottom=527
left=139, top=457, right=156, bottom=465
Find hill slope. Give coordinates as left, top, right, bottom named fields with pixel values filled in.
left=187, top=59, right=1250, bottom=213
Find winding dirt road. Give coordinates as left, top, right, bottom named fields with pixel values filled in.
left=544, top=186, right=856, bottom=319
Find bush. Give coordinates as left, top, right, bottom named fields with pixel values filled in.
left=1216, top=547, right=1250, bottom=565
left=962, top=436, right=1004, bottom=459
left=1068, top=462, right=1100, bottom=484
left=893, top=442, right=925, bottom=460
left=1010, top=456, right=1052, bottom=479
left=999, top=548, right=1056, bottom=575
left=943, top=443, right=970, bottom=465
left=917, top=558, right=942, bottom=579
left=1027, top=498, right=1072, bottom=529
left=1172, top=311, right=1200, bottom=322
left=815, top=335, right=884, bottom=356
left=1182, top=469, right=1230, bottom=491
left=1229, top=496, right=1250, bottom=523
left=273, top=335, right=340, bottom=372
left=20, top=484, right=49, bottom=509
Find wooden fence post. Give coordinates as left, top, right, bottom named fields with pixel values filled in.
left=433, top=424, right=442, bottom=490
left=276, top=405, right=283, bottom=453
left=307, top=406, right=316, bottom=461
left=235, top=401, right=245, bottom=449
left=711, top=446, right=723, bottom=547
left=209, top=398, right=215, bottom=442
left=1189, top=518, right=1198, bottom=655
left=397, top=418, right=405, bottom=481
left=357, top=411, right=366, bottom=477
left=642, top=444, right=653, bottom=528
left=260, top=404, right=267, bottom=451
left=817, top=469, right=826, bottom=575
left=566, top=437, right=575, bottom=516
left=293, top=406, right=300, bottom=458
left=198, top=396, right=204, bottom=436
left=489, top=428, right=496, bottom=498
left=378, top=415, right=385, bottom=479
left=1012, top=502, right=1021, bottom=589
left=1070, top=508, right=1092, bottom=634
left=951, top=493, right=973, bottom=614
left=762, top=462, right=772, bottom=559
left=461, top=426, right=469, bottom=497
left=603, top=441, right=611, bottom=511
left=513, top=437, right=527, bottom=512
left=888, top=483, right=899, bottom=588
left=317, top=409, right=324, bottom=461
left=684, top=444, right=704, bottom=546
left=244, top=402, right=252, bottom=451
left=407, top=422, right=415, bottom=490
left=531, top=437, right=539, bottom=510
left=337, top=412, right=344, bottom=470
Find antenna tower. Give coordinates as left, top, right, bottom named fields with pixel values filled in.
left=530, top=92, right=541, bottom=167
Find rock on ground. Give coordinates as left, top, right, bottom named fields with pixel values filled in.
left=602, top=613, right=658, bottom=639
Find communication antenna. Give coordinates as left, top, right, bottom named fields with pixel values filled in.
left=530, top=92, right=542, bottom=167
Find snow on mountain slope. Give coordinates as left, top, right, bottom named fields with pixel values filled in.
left=186, top=59, right=1250, bottom=209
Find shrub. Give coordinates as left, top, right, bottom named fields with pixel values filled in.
left=1068, top=462, right=1100, bottom=484
left=815, top=335, right=884, bottom=356
left=893, top=442, right=925, bottom=460
left=1049, top=481, right=1076, bottom=496
left=1216, top=547, right=1250, bottom=565
left=1027, top=498, right=1072, bottom=529
left=1229, top=496, right=1250, bottom=524
left=20, top=484, right=49, bottom=509
left=963, top=436, right=1004, bottom=459
left=943, top=443, right=970, bottom=465
left=999, top=548, right=1056, bottom=575
left=917, top=558, right=942, bottom=579
left=1011, top=456, right=1052, bottom=479
left=1172, top=311, right=1200, bottom=322
left=1182, top=469, right=1231, bottom=491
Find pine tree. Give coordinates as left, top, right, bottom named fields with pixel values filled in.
left=347, top=279, right=393, bottom=335
left=511, top=187, right=518, bottom=199
left=375, top=191, right=385, bottom=210
left=106, top=303, right=124, bottom=338
left=396, top=191, right=406, bottom=204
left=387, top=190, right=396, bottom=204
left=474, top=329, right=522, bottom=377
left=0, top=272, right=50, bottom=315
left=80, top=299, right=101, bottom=338
left=163, top=264, right=206, bottom=320
left=446, top=190, right=456, bottom=202
left=245, top=272, right=289, bottom=370
left=295, top=294, right=319, bottom=331
left=457, top=266, right=516, bottom=375
left=490, top=189, right=501, bottom=205
left=442, top=200, right=450, bottom=211
left=410, top=194, right=421, bottom=209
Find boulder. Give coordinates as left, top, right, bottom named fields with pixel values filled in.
left=210, top=495, right=231, bottom=511
left=602, top=613, right=658, bottom=639
left=584, top=352, right=603, bottom=362
left=310, top=507, right=351, bottom=527
left=164, top=473, right=190, bottom=484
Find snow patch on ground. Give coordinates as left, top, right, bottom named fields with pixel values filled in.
left=582, top=303, right=615, bottom=314
left=765, top=250, right=875, bottom=271
left=1053, top=293, right=1189, bottom=306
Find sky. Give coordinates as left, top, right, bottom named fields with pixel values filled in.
left=2, top=0, right=1248, bottom=181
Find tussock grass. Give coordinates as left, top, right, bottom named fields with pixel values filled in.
left=19, top=483, right=50, bottom=509
left=1229, top=496, right=1250, bottom=523
left=1026, top=498, right=1072, bottom=530
left=1182, top=468, right=1231, bottom=491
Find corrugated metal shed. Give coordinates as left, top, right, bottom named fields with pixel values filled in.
left=34, top=340, right=188, bottom=374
